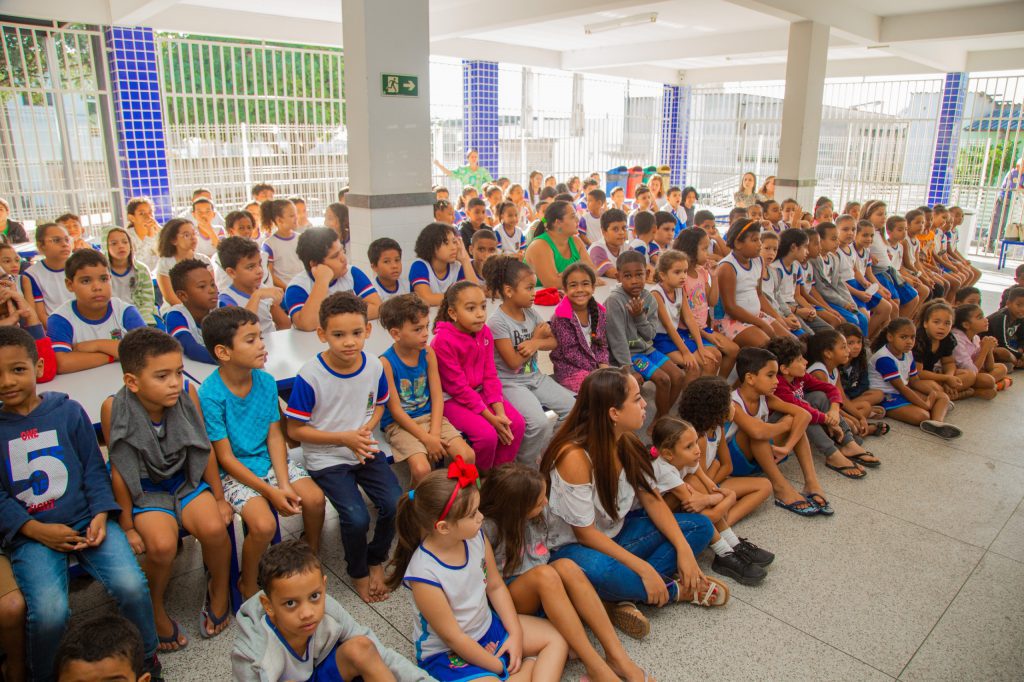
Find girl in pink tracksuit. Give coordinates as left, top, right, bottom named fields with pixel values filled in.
left=431, top=281, right=526, bottom=469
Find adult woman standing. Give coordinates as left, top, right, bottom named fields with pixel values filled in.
left=433, top=149, right=494, bottom=189
left=648, top=174, right=668, bottom=209
left=734, top=172, right=758, bottom=208
left=988, top=157, right=1024, bottom=252
left=757, top=176, right=775, bottom=202
left=540, top=368, right=724, bottom=635
left=524, top=200, right=596, bottom=288
left=0, top=198, right=29, bottom=244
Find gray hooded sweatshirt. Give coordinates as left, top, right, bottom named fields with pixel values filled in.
left=232, top=592, right=434, bottom=681
left=605, top=284, right=657, bottom=367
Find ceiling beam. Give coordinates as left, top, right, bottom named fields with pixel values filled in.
left=720, top=0, right=881, bottom=43
left=0, top=0, right=110, bottom=25
left=882, top=44, right=967, bottom=73
left=430, top=38, right=561, bottom=69
left=880, top=3, right=1024, bottom=44
left=678, top=55, right=940, bottom=84
left=562, top=29, right=791, bottom=70
left=581, top=65, right=683, bottom=85
left=107, top=0, right=179, bottom=25
left=967, top=47, right=1024, bottom=71
left=429, top=0, right=641, bottom=42
left=147, top=4, right=343, bottom=46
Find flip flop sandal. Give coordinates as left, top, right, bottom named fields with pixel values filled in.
left=869, top=407, right=886, bottom=419
left=825, top=462, right=866, bottom=479
left=847, top=452, right=881, bottom=468
left=774, top=497, right=820, bottom=516
left=869, top=421, right=890, bottom=436
left=804, top=492, right=834, bottom=516
left=679, top=577, right=730, bottom=607
left=199, top=591, right=231, bottom=639
left=604, top=601, right=649, bottom=640
left=157, top=618, right=187, bottom=652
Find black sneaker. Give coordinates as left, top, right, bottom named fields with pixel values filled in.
left=711, top=551, right=766, bottom=586
left=733, top=538, right=775, bottom=566
left=143, top=654, right=164, bottom=682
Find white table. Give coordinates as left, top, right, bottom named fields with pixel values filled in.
left=45, top=362, right=127, bottom=426
left=183, top=283, right=614, bottom=389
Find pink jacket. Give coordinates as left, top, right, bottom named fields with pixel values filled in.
left=431, top=321, right=504, bottom=413
left=549, top=296, right=609, bottom=393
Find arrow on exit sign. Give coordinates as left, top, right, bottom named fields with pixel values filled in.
left=381, top=73, right=419, bottom=97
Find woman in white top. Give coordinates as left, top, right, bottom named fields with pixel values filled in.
left=539, top=367, right=724, bottom=632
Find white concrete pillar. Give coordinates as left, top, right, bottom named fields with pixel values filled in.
left=776, top=21, right=829, bottom=208
left=342, top=0, right=434, bottom=270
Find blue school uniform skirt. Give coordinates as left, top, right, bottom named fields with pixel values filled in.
left=421, top=614, right=511, bottom=681
left=847, top=279, right=884, bottom=311
left=875, top=269, right=918, bottom=305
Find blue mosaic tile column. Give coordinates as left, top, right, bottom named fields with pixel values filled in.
left=462, top=60, right=499, bottom=178
left=660, top=84, right=692, bottom=187
left=927, top=72, right=968, bottom=206
left=105, top=26, right=172, bottom=222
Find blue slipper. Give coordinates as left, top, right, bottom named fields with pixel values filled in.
left=804, top=492, right=834, bottom=516
left=198, top=591, right=230, bottom=639
left=774, top=497, right=819, bottom=516
left=157, top=618, right=187, bottom=652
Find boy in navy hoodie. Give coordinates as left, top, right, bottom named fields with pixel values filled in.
left=0, top=326, right=160, bottom=681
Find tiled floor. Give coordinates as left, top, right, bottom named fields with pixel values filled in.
left=70, top=260, right=1024, bottom=680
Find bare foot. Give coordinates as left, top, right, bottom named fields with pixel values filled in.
left=239, top=576, right=259, bottom=601
left=353, top=576, right=374, bottom=603
left=368, top=564, right=390, bottom=603
left=156, top=614, right=188, bottom=652
left=607, top=654, right=648, bottom=682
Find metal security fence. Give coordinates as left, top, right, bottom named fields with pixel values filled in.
left=430, top=57, right=665, bottom=192
left=0, top=19, right=121, bottom=234
left=156, top=34, right=347, bottom=220
left=686, top=74, right=1024, bottom=255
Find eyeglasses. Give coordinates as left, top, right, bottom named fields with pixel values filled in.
left=46, top=236, right=71, bottom=245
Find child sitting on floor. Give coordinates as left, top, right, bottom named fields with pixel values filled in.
left=952, top=303, right=1010, bottom=398
left=983, top=286, right=1024, bottom=370
left=201, top=307, right=326, bottom=600
left=913, top=300, right=977, bottom=401
left=379, top=294, right=475, bottom=485
left=806, top=328, right=887, bottom=438
left=103, top=327, right=233, bottom=651
left=233, top=540, right=428, bottom=682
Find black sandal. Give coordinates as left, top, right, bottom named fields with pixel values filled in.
left=869, top=422, right=890, bottom=437
left=825, top=462, right=866, bottom=479
left=847, top=452, right=881, bottom=468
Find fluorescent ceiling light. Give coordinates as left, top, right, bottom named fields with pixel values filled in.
left=584, top=12, right=658, bottom=35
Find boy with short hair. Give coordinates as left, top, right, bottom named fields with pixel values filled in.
left=166, top=258, right=219, bottom=364
left=810, top=221, right=870, bottom=336
left=433, top=185, right=449, bottom=202
left=217, top=236, right=290, bottom=336
left=284, top=227, right=380, bottom=330
left=233, top=540, right=429, bottom=682
left=0, top=326, right=159, bottom=681
left=577, top=188, right=606, bottom=247
left=378, top=294, right=475, bottom=484
left=692, top=209, right=729, bottom=262
left=999, top=264, right=1024, bottom=308
left=664, top=186, right=686, bottom=235
left=587, top=208, right=630, bottom=278
left=627, top=186, right=654, bottom=232
left=285, top=293, right=400, bottom=604
left=726, top=347, right=828, bottom=516
left=469, top=228, right=500, bottom=279
left=48, top=249, right=145, bottom=374
left=56, top=614, right=153, bottom=682
left=55, top=212, right=92, bottom=251
left=955, top=286, right=982, bottom=307
left=985, top=285, right=1024, bottom=369
left=102, top=327, right=234, bottom=651
left=200, top=306, right=326, bottom=600
left=458, top=197, right=489, bottom=250
left=368, top=237, right=409, bottom=301
left=627, top=211, right=659, bottom=267
left=605, top=251, right=686, bottom=432
left=609, top=185, right=626, bottom=213
left=653, top=211, right=677, bottom=253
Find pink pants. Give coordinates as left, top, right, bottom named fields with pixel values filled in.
left=443, top=398, right=526, bottom=470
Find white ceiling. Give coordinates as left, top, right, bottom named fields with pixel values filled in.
left=4, top=0, right=1024, bottom=83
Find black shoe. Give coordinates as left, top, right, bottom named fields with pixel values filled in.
left=733, top=538, right=775, bottom=566
left=711, top=551, right=766, bottom=586
left=143, top=654, right=164, bottom=682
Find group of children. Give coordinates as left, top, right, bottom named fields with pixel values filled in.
left=0, top=177, right=1022, bottom=682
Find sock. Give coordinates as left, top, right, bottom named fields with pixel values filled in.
left=710, top=538, right=732, bottom=557
left=721, top=528, right=740, bottom=548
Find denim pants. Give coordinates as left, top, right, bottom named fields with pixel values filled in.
left=9, top=521, right=157, bottom=682
left=501, top=373, right=576, bottom=467
left=310, top=456, right=401, bottom=579
left=550, top=510, right=714, bottom=603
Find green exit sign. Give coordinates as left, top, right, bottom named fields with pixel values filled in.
left=381, top=73, right=419, bottom=97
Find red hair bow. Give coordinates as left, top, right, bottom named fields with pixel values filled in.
left=437, top=456, right=479, bottom=523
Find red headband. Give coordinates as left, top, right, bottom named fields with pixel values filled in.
left=437, top=456, right=479, bottom=524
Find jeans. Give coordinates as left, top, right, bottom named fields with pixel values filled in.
left=550, top=510, right=714, bottom=603
left=9, top=521, right=156, bottom=682
left=501, top=373, right=576, bottom=467
left=310, top=456, right=401, bottom=579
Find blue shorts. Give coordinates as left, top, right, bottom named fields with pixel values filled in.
left=653, top=330, right=699, bottom=354
left=310, top=641, right=346, bottom=681
left=631, top=349, right=669, bottom=381
left=881, top=394, right=912, bottom=411
left=847, top=279, right=884, bottom=311
left=940, top=264, right=953, bottom=274
left=875, top=270, right=919, bottom=305
left=421, top=613, right=510, bottom=681
left=132, top=474, right=210, bottom=518
left=727, top=435, right=762, bottom=476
